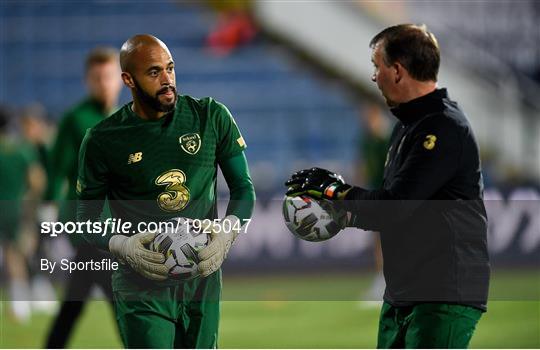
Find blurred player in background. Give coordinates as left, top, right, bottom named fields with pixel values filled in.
left=356, top=104, right=390, bottom=306
left=20, top=104, right=50, bottom=174
left=77, top=34, right=255, bottom=348
left=44, top=47, right=122, bottom=348
left=0, top=107, right=43, bottom=323
left=286, top=24, right=489, bottom=348
left=19, top=104, right=57, bottom=314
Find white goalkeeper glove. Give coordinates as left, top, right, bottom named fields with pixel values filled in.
left=109, top=231, right=168, bottom=281
left=198, top=215, right=241, bottom=278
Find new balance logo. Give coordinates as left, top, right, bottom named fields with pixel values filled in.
left=127, top=152, right=143, bottom=164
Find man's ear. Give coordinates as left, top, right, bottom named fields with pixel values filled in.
left=393, top=62, right=404, bottom=84
left=121, top=72, right=135, bottom=89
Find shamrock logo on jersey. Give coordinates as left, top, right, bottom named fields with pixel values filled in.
left=179, top=133, right=201, bottom=155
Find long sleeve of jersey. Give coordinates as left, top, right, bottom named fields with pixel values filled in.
left=340, top=115, right=464, bottom=231
left=76, top=129, right=109, bottom=249
left=219, top=152, right=255, bottom=223
left=211, top=99, right=255, bottom=223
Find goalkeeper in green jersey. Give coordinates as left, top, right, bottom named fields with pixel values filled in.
left=77, top=34, right=255, bottom=348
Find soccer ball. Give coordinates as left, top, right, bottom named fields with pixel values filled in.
left=149, top=217, right=208, bottom=280
left=282, top=195, right=346, bottom=242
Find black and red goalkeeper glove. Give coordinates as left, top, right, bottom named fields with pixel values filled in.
left=285, top=167, right=352, bottom=200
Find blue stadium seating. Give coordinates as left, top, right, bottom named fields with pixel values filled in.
left=0, top=1, right=361, bottom=192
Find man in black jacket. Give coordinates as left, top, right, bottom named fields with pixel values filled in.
left=286, top=24, right=489, bottom=348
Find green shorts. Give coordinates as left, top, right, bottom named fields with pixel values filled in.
left=377, top=302, right=483, bottom=349
left=113, top=270, right=222, bottom=349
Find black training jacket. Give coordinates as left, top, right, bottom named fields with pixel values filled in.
left=341, top=88, right=490, bottom=311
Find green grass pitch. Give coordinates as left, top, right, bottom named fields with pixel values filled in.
left=1, top=270, right=538, bottom=348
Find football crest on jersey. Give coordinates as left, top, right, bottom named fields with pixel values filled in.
left=179, top=133, right=201, bottom=155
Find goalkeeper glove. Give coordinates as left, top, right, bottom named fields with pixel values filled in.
left=198, top=215, right=241, bottom=278
left=109, top=232, right=168, bottom=281
left=285, top=167, right=352, bottom=200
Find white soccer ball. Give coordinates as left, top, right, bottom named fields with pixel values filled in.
left=149, top=217, right=208, bottom=280
left=282, top=195, right=346, bottom=242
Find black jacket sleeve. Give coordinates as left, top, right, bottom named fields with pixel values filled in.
left=340, top=115, right=463, bottom=230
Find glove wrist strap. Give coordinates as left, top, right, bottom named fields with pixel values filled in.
left=324, top=183, right=341, bottom=198
left=325, top=183, right=352, bottom=200
left=109, top=235, right=126, bottom=257
left=223, top=215, right=242, bottom=240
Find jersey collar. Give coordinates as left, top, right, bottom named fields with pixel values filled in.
left=390, top=88, right=448, bottom=126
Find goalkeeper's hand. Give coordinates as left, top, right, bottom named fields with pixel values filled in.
left=285, top=167, right=352, bottom=200
left=109, top=232, right=168, bottom=281
left=198, top=215, right=241, bottom=278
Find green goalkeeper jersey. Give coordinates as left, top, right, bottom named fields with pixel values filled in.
left=77, top=95, right=247, bottom=247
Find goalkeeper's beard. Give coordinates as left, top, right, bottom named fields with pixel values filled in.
left=133, top=78, right=177, bottom=113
